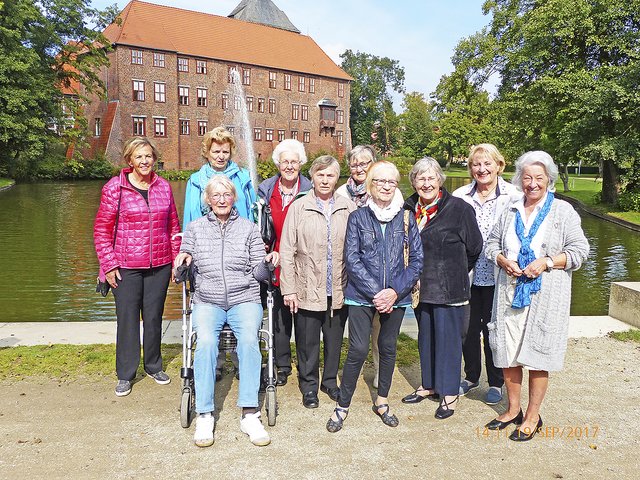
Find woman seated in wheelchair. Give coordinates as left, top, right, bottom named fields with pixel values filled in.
left=174, top=175, right=279, bottom=448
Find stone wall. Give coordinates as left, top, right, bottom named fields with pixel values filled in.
left=609, top=282, right=640, bottom=328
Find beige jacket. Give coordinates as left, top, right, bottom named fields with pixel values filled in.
left=279, top=190, right=356, bottom=311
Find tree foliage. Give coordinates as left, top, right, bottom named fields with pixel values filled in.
left=340, top=49, right=405, bottom=152
left=397, top=92, right=433, bottom=158
left=0, top=0, right=115, bottom=175
left=450, top=0, right=640, bottom=203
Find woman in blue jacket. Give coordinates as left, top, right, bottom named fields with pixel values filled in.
left=326, top=161, right=423, bottom=432
left=183, top=127, right=256, bottom=226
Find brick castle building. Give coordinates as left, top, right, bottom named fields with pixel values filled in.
left=83, top=0, right=352, bottom=170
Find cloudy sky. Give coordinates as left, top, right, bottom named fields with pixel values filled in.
left=90, top=0, right=491, bottom=109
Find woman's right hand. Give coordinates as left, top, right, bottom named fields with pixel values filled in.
left=105, top=268, right=121, bottom=289
left=174, top=252, right=192, bottom=269
left=497, top=254, right=523, bottom=277
left=283, top=294, right=299, bottom=314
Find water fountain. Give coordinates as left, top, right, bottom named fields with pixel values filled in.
left=223, top=68, right=259, bottom=189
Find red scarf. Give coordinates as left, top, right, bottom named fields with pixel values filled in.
left=415, top=190, right=442, bottom=230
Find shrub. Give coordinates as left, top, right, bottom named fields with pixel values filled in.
left=616, top=190, right=640, bottom=212
left=157, top=169, right=197, bottom=181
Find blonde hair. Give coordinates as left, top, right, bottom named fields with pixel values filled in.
left=201, top=127, right=237, bottom=160
left=365, top=161, right=400, bottom=195
left=468, top=143, right=506, bottom=176
left=123, top=136, right=159, bottom=164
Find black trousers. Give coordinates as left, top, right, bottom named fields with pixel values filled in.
left=261, top=285, right=294, bottom=374
left=416, top=303, right=466, bottom=397
left=462, top=285, right=504, bottom=387
left=112, top=264, right=171, bottom=381
left=338, top=306, right=404, bottom=407
left=294, top=298, right=347, bottom=394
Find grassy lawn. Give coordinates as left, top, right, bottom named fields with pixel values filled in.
left=609, top=329, right=640, bottom=343
left=0, top=334, right=420, bottom=381
left=0, top=178, right=14, bottom=188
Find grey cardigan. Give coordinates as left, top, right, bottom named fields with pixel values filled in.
left=180, top=209, right=269, bottom=308
left=485, top=198, right=589, bottom=371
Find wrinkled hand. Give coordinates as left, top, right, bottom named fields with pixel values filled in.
left=522, top=257, right=547, bottom=280
left=174, top=252, right=192, bottom=269
left=265, top=251, right=280, bottom=267
left=373, top=288, right=397, bottom=314
left=498, top=256, right=523, bottom=278
left=283, top=294, right=299, bottom=314
left=105, top=268, right=122, bottom=289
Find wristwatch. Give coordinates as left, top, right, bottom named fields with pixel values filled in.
left=545, top=256, right=554, bottom=272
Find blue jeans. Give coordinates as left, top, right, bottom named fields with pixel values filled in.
left=192, top=302, right=263, bottom=414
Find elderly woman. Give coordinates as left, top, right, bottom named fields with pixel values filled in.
left=483, top=151, right=589, bottom=441
left=336, top=145, right=404, bottom=389
left=256, top=139, right=312, bottom=386
left=183, top=126, right=256, bottom=380
left=452, top=144, right=521, bottom=405
left=280, top=156, right=356, bottom=408
left=183, top=126, right=256, bottom=226
left=326, top=161, right=422, bottom=432
left=94, top=136, right=181, bottom=397
left=175, top=175, right=279, bottom=448
left=401, top=157, right=483, bottom=419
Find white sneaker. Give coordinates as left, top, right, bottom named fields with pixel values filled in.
left=193, top=413, right=215, bottom=447
left=240, top=412, right=271, bottom=446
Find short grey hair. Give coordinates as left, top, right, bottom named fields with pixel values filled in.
left=271, top=139, right=307, bottom=166
left=309, top=155, right=340, bottom=177
left=409, top=157, right=446, bottom=187
left=512, top=151, right=558, bottom=192
left=348, top=145, right=376, bottom=165
left=203, top=175, right=237, bottom=205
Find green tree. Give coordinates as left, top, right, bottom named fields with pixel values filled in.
left=430, top=72, right=493, bottom=164
left=451, top=0, right=640, bottom=203
left=340, top=49, right=405, bottom=152
left=398, top=92, right=433, bottom=158
left=0, top=0, right=114, bottom=175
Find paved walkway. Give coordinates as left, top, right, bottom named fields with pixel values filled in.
left=0, top=314, right=632, bottom=347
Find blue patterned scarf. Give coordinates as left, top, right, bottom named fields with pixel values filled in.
left=511, top=192, right=554, bottom=309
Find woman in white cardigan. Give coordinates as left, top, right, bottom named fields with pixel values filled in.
left=483, top=151, right=589, bottom=441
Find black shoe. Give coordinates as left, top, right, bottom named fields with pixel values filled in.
left=485, top=409, right=524, bottom=430
left=435, top=395, right=458, bottom=420
left=215, top=370, right=222, bottom=382
left=326, top=406, right=349, bottom=433
left=372, top=403, right=399, bottom=427
left=320, top=385, right=340, bottom=402
left=401, top=389, right=438, bottom=404
left=302, top=391, right=319, bottom=409
left=276, top=370, right=290, bottom=387
left=509, top=416, right=543, bottom=442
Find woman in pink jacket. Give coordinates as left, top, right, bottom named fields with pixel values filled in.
left=94, top=137, right=181, bottom=397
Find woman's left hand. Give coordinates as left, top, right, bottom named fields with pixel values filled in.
left=265, top=251, right=280, bottom=267
left=522, top=257, right=548, bottom=279
left=373, top=288, right=397, bottom=314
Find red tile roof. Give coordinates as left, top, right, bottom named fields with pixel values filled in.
left=104, top=1, right=352, bottom=81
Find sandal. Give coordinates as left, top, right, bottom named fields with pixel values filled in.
left=435, top=395, right=458, bottom=420
left=326, top=406, right=349, bottom=433
left=372, top=403, right=399, bottom=427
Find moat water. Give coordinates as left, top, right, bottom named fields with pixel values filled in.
left=0, top=178, right=638, bottom=321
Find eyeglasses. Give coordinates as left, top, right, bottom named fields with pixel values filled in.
left=210, top=192, right=234, bottom=201
left=349, top=161, right=372, bottom=171
left=372, top=178, right=398, bottom=188
left=280, top=160, right=300, bottom=167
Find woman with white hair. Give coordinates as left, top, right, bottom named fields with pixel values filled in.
left=256, top=139, right=312, bottom=386
left=280, top=155, right=356, bottom=409
left=483, top=151, right=589, bottom=441
left=175, top=175, right=279, bottom=448
left=401, top=157, right=483, bottom=420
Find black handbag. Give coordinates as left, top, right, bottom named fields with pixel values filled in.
left=254, top=198, right=276, bottom=250
left=96, top=188, right=122, bottom=296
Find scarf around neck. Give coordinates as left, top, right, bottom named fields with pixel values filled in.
left=346, top=176, right=369, bottom=208
left=415, top=190, right=442, bottom=231
left=367, top=198, right=402, bottom=223
left=511, top=192, right=555, bottom=309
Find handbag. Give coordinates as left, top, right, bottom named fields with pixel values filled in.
left=403, top=210, right=420, bottom=308
left=253, top=198, right=276, bottom=250
left=96, top=188, right=122, bottom=297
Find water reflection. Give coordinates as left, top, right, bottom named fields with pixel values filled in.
left=0, top=179, right=637, bottom=321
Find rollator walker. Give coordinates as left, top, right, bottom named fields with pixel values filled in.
left=175, top=259, right=279, bottom=427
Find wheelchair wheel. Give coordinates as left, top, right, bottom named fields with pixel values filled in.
left=180, top=387, right=193, bottom=428
left=266, top=387, right=277, bottom=426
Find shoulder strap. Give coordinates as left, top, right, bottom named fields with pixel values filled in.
left=403, top=210, right=410, bottom=267
left=113, top=187, right=122, bottom=248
